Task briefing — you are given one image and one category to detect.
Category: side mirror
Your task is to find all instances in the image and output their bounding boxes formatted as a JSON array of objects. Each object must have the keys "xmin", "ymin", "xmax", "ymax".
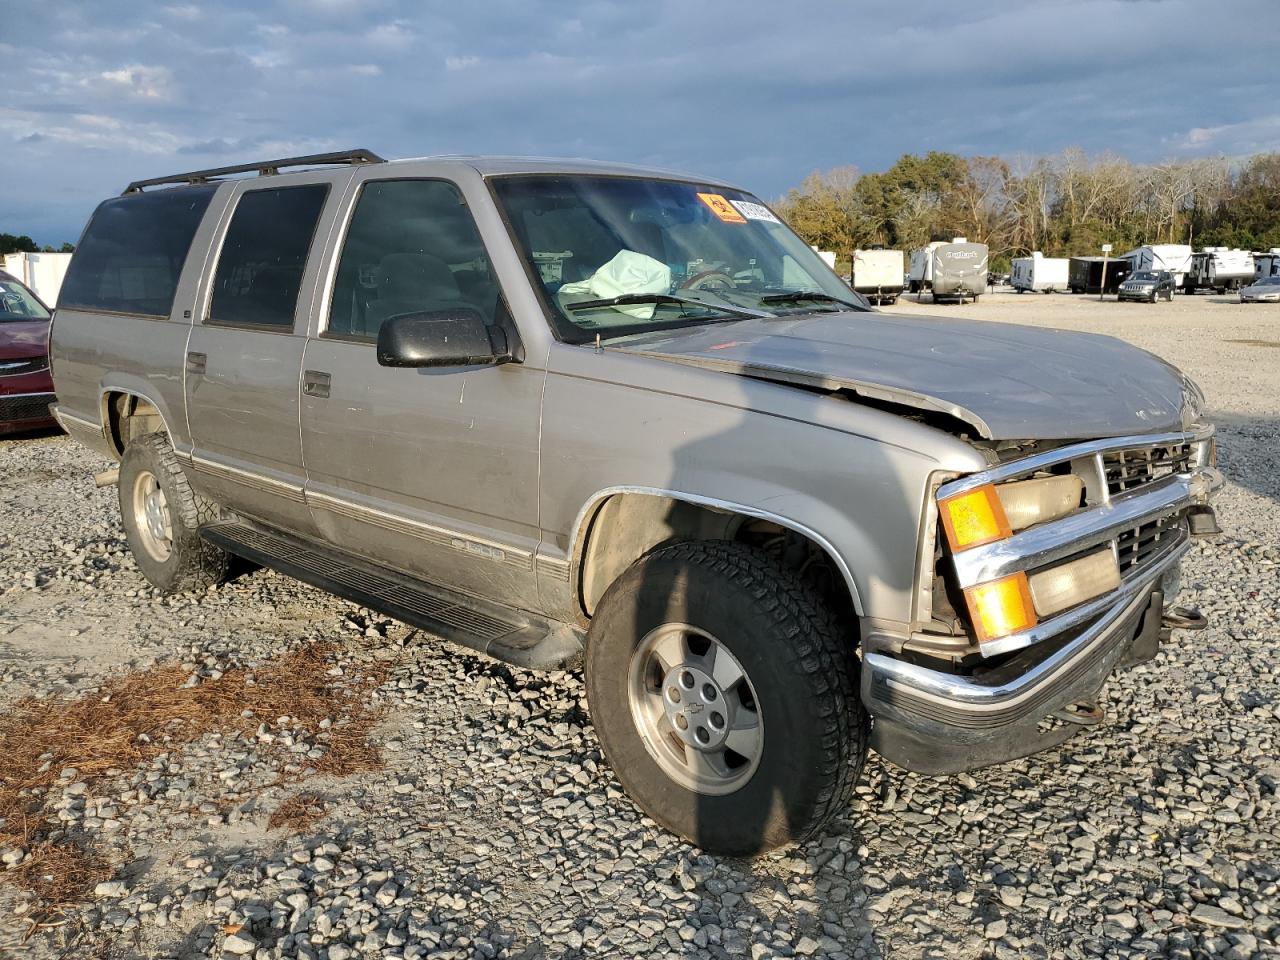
[{"xmin": 376, "ymin": 307, "xmax": 512, "ymax": 368}]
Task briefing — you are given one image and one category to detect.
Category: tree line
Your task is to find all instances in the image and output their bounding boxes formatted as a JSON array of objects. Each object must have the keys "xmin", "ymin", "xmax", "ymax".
[
  {"xmin": 774, "ymin": 149, "xmax": 1280, "ymax": 272},
  {"xmin": 0, "ymin": 234, "xmax": 75, "ymax": 255}
]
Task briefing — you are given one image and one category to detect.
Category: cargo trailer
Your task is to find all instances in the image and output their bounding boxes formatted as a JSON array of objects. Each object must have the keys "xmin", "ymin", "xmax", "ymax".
[
  {"xmin": 851, "ymin": 249, "xmax": 904, "ymax": 304},
  {"xmin": 1120, "ymin": 244, "xmax": 1193, "ymax": 290},
  {"xmin": 1010, "ymin": 252, "xmax": 1069, "ymax": 293},
  {"xmin": 1068, "ymin": 257, "xmax": 1131, "ymax": 295},
  {"xmin": 1184, "ymin": 248, "xmax": 1255, "ymax": 293}
]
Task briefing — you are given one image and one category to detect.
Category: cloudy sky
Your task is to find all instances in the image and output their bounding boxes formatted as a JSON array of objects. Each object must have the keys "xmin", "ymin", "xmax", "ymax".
[{"xmin": 3, "ymin": 0, "xmax": 1276, "ymax": 245}]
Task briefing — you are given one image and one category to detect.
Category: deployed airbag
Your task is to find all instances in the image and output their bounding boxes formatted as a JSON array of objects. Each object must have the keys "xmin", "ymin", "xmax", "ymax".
[{"xmin": 558, "ymin": 250, "xmax": 671, "ymax": 320}]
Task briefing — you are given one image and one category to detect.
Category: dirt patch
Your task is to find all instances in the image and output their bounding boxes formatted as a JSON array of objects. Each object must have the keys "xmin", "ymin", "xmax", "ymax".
[{"xmin": 0, "ymin": 642, "xmax": 385, "ymax": 924}]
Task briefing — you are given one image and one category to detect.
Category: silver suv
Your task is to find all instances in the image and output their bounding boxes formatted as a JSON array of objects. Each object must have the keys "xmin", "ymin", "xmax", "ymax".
[{"xmin": 50, "ymin": 150, "xmax": 1221, "ymax": 855}]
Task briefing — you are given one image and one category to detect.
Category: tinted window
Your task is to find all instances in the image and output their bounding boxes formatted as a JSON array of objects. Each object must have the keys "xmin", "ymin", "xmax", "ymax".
[
  {"xmin": 209, "ymin": 185, "xmax": 328, "ymax": 329},
  {"xmin": 59, "ymin": 185, "xmax": 216, "ymax": 317},
  {"xmin": 328, "ymin": 180, "xmax": 501, "ymax": 340}
]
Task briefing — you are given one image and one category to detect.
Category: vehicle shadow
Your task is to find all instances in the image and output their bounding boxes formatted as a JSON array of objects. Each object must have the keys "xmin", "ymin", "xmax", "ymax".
[
  {"xmin": 0, "ymin": 423, "xmax": 64, "ymax": 442},
  {"xmin": 626, "ymin": 323, "xmax": 922, "ymax": 957}
]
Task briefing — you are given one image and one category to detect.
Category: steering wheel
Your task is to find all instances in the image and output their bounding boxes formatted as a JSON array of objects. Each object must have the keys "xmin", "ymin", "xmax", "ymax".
[{"xmin": 680, "ymin": 270, "xmax": 736, "ymax": 292}]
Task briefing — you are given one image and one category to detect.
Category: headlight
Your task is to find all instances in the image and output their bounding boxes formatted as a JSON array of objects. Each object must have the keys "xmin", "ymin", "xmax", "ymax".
[
  {"xmin": 995, "ymin": 475, "xmax": 1084, "ymax": 531},
  {"xmin": 939, "ymin": 476, "xmax": 1082, "ymax": 550},
  {"xmin": 939, "ymin": 475, "xmax": 1087, "ymax": 645}
]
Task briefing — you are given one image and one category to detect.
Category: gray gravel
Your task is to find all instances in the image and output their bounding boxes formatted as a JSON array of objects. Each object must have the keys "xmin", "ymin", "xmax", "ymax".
[{"xmin": 1, "ymin": 293, "xmax": 1277, "ymax": 959}]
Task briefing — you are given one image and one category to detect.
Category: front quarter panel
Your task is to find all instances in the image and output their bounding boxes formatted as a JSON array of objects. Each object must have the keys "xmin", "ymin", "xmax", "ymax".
[{"xmin": 539, "ymin": 343, "xmax": 988, "ymax": 629}]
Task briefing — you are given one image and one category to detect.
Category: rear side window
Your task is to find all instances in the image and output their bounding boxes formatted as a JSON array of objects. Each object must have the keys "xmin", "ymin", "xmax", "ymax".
[
  {"xmin": 59, "ymin": 185, "xmax": 217, "ymax": 317},
  {"xmin": 208, "ymin": 185, "xmax": 328, "ymax": 329}
]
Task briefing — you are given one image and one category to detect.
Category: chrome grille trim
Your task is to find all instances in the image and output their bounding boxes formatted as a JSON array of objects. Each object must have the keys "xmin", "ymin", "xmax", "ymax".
[{"xmin": 937, "ymin": 425, "xmax": 1214, "ymax": 500}]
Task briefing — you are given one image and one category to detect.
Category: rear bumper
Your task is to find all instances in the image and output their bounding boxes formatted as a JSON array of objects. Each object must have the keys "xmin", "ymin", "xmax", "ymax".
[{"xmin": 864, "ymin": 537, "xmax": 1183, "ymax": 775}]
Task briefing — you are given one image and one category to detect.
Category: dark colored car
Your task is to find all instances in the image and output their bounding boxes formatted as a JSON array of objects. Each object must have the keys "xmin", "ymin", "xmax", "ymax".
[
  {"xmin": 0, "ymin": 270, "xmax": 58, "ymax": 434},
  {"xmin": 1118, "ymin": 269, "xmax": 1176, "ymax": 303}
]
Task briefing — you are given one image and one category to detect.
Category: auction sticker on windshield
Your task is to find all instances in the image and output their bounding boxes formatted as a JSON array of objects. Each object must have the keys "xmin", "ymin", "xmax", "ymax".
[
  {"xmin": 730, "ymin": 199, "xmax": 781, "ymax": 224},
  {"xmin": 697, "ymin": 193, "xmax": 747, "ymax": 223}
]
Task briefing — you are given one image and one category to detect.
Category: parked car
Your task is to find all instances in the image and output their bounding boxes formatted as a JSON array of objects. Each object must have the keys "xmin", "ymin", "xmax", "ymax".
[
  {"xmin": 0, "ymin": 269, "xmax": 57, "ymax": 435},
  {"xmin": 1118, "ymin": 270, "xmax": 1176, "ymax": 303},
  {"xmin": 51, "ymin": 150, "xmax": 1221, "ymax": 855},
  {"xmin": 1239, "ymin": 276, "xmax": 1280, "ymax": 303}
]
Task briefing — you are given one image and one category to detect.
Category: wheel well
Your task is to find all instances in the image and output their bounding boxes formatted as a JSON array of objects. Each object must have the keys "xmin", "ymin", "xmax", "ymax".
[
  {"xmin": 103, "ymin": 391, "xmax": 166, "ymax": 457},
  {"xmin": 576, "ymin": 493, "xmax": 857, "ymax": 628}
]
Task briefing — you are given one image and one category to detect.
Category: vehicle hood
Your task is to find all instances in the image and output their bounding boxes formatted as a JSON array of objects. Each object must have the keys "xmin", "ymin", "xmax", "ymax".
[
  {"xmin": 0, "ymin": 320, "xmax": 51, "ymax": 360},
  {"xmin": 608, "ymin": 311, "xmax": 1196, "ymax": 440}
]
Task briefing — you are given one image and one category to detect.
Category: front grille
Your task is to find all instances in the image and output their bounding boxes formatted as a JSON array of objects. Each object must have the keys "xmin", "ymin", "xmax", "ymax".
[
  {"xmin": 1116, "ymin": 512, "xmax": 1183, "ymax": 572},
  {"xmin": 0, "ymin": 356, "xmax": 49, "ymax": 377},
  {"xmin": 1103, "ymin": 443, "xmax": 1193, "ymax": 497},
  {"xmin": 0, "ymin": 392, "xmax": 55, "ymax": 423}
]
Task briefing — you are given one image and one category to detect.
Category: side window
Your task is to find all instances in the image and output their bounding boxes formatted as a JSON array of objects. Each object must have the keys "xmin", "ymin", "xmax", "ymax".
[
  {"xmin": 208, "ymin": 184, "xmax": 328, "ymax": 329},
  {"xmin": 59, "ymin": 184, "xmax": 217, "ymax": 317},
  {"xmin": 328, "ymin": 179, "xmax": 501, "ymax": 340}
]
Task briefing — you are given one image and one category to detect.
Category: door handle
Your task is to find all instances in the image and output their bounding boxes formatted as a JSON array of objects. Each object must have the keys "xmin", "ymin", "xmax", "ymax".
[
  {"xmin": 303, "ymin": 370, "xmax": 331, "ymax": 399},
  {"xmin": 186, "ymin": 351, "xmax": 207, "ymax": 375}
]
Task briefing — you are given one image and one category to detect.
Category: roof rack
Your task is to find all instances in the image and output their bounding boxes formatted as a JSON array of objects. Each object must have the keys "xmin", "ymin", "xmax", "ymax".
[{"xmin": 122, "ymin": 148, "xmax": 385, "ymax": 194}]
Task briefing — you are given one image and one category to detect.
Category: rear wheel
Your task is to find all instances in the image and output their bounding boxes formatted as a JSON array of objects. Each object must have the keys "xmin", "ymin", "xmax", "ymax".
[
  {"xmin": 119, "ymin": 433, "xmax": 229, "ymax": 593},
  {"xmin": 585, "ymin": 541, "xmax": 866, "ymax": 855}
]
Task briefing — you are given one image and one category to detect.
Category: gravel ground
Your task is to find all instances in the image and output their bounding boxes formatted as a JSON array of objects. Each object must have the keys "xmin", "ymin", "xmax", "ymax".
[{"xmin": 1, "ymin": 291, "xmax": 1277, "ymax": 960}]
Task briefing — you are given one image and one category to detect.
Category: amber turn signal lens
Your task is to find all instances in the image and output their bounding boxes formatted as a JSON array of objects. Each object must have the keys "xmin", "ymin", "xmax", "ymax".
[
  {"xmin": 939, "ymin": 485, "xmax": 1012, "ymax": 550},
  {"xmin": 964, "ymin": 573, "xmax": 1038, "ymax": 644}
]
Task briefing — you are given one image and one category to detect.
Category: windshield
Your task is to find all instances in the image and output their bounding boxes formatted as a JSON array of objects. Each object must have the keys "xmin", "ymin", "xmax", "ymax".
[
  {"xmin": 491, "ymin": 175, "xmax": 863, "ymax": 342},
  {"xmin": 0, "ymin": 276, "xmax": 51, "ymax": 322},
  {"xmin": 1256, "ymin": 277, "xmax": 1280, "ymax": 286},
  {"xmin": 1131, "ymin": 272, "xmax": 1158, "ymax": 281}
]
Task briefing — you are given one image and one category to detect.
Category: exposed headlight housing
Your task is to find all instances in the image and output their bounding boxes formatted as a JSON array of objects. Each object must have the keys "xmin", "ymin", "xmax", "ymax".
[
  {"xmin": 939, "ymin": 475, "xmax": 1087, "ymax": 645},
  {"xmin": 994, "ymin": 475, "xmax": 1084, "ymax": 532}
]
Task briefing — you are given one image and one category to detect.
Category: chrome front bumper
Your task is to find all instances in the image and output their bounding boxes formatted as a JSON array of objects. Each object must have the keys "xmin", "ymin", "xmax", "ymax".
[{"xmin": 864, "ymin": 427, "xmax": 1221, "ymax": 774}]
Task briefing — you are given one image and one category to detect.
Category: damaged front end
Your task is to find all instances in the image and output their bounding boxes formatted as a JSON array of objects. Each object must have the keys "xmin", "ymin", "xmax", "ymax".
[{"xmin": 862, "ymin": 425, "xmax": 1222, "ymax": 775}]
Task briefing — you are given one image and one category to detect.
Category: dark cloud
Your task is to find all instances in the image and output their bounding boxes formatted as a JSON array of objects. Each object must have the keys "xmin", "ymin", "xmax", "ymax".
[{"xmin": 1, "ymin": 0, "xmax": 1275, "ymax": 244}]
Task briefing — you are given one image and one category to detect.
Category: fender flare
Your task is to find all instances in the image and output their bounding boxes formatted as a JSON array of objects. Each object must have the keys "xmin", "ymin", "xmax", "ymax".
[{"xmin": 567, "ymin": 485, "xmax": 865, "ymax": 617}]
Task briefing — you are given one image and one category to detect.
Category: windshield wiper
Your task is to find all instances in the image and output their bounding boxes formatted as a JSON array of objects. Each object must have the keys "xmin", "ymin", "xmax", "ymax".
[
  {"xmin": 758, "ymin": 290, "xmax": 863, "ymax": 310},
  {"xmin": 564, "ymin": 293, "xmax": 769, "ymax": 320}
]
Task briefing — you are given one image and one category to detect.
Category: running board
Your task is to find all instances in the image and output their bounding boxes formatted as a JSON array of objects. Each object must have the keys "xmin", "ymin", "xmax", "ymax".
[{"xmin": 199, "ymin": 519, "xmax": 582, "ymax": 670}]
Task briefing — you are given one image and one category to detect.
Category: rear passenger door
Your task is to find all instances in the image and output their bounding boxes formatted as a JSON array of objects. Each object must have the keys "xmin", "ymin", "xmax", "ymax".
[
  {"xmin": 299, "ymin": 175, "xmax": 543, "ymax": 607},
  {"xmin": 185, "ymin": 174, "xmax": 347, "ymax": 534}
]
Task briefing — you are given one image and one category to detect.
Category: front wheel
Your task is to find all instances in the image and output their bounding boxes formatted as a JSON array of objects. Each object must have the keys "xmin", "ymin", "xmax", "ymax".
[{"xmin": 585, "ymin": 541, "xmax": 866, "ymax": 855}]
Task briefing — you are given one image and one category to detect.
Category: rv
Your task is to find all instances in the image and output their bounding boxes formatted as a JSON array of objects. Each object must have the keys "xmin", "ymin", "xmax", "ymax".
[
  {"xmin": 1010, "ymin": 252, "xmax": 1069, "ymax": 293},
  {"xmin": 909, "ymin": 238, "xmax": 989, "ymax": 302},
  {"xmin": 1120, "ymin": 244, "xmax": 1193, "ymax": 290},
  {"xmin": 1254, "ymin": 249, "xmax": 1280, "ymax": 279},
  {"xmin": 1184, "ymin": 248, "xmax": 1255, "ymax": 293},
  {"xmin": 851, "ymin": 249, "xmax": 905, "ymax": 304},
  {"xmin": 1068, "ymin": 257, "xmax": 1130, "ymax": 295}
]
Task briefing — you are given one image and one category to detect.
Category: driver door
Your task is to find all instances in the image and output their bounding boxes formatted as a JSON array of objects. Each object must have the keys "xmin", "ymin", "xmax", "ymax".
[{"xmin": 299, "ymin": 175, "xmax": 543, "ymax": 606}]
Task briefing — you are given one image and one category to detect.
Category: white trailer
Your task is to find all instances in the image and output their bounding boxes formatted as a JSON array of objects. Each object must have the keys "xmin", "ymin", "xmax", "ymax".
[
  {"xmin": 851, "ymin": 249, "xmax": 904, "ymax": 304},
  {"xmin": 1010, "ymin": 252, "xmax": 1069, "ymax": 293},
  {"xmin": 1120, "ymin": 244, "xmax": 1193, "ymax": 290},
  {"xmin": 1254, "ymin": 249, "xmax": 1280, "ymax": 279},
  {"xmin": 907, "ymin": 242, "xmax": 943, "ymax": 291},
  {"xmin": 0, "ymin": 252, "xmax": 72, "ymax": 305},
  {"xmin": 1184, "ymin": 248, "xmax": 1255, "ymax": 293},
  {"xmin": 908, "ymin": 238, "xmax": 988, "ymax": 302}
]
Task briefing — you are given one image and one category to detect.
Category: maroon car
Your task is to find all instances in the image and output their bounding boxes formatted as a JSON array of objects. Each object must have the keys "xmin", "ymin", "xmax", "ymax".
[{"xmin": 0, "ymin": 269, "xmax": 58, "ymax": 434}]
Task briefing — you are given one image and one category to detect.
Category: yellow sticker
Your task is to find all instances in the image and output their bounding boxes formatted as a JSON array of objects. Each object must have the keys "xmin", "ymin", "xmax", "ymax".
[{"xmin": 697, "ymin": 192, "xmax": 747, "ymax": 224}]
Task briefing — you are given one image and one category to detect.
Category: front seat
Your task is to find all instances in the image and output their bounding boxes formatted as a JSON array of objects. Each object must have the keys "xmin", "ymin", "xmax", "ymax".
[{"xmin": 364, "ymin": 252, "xmax": 467, "ymax": 335}]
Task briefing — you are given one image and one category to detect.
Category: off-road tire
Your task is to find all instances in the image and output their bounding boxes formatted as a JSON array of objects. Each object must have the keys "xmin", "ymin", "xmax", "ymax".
[
  {"xmin": 585, "ymin": 540, "xmax": 866, "ymax": 855},
  {"xmin": 118, "ymin": 432, "xmax": 229, "ymax": 593}
]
